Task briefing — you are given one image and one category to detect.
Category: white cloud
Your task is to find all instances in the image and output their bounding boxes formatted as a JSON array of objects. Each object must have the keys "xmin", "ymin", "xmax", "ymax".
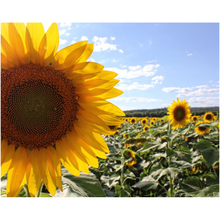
[
  {"xmin": 151, "ymin": 75, "xmax": 164, "ymax": 84},
  {"xmin": 112, "ymin": 59, "xmax": 118, "ymax": 63},
  {"xmin": 178, "ymin": 88, "xmax": 219, "ymax": 97},
  {"xmin": 110, "ymin": 36, "xmax": 116, "ymax": 40},
  {"xmin": 147, "ymin": 60, "xmax": 157, "ymax": 63},
  {"xmin": 92, "ymin": 36, "xmax": 123, "ymax": 53},
  {"xmin": 189, "ymin": 96, "xmax": 219, "ymax": 106},
  {"xmin": 80, "ymin": 36, "xmax": 88, "ymax": 41},
  {"xmin": 139, "ymin": 43, "xmax": 143, "ymax": 47},
  {"xmin": 88, "ymin": 58, "xmax": 95, "ymax": 62},
  {"xmin": 59, "ymin": 22, "xmax": 72, "ymax": 28},
  {"xmin": 195, "ymin": 85, "xmax": 208, "ymax": 89},
  {"xmin": 120, "ymin": 64, "xmax": 127, "ymax": 68},
  {"xmin": 113, "ymin": 97, "xmax": 161, "ymax": 103},
  {"xmin": 106, "ymin": 64, "xmax": 160, "ymax": 79},
  {"xmin": 116, "ymin": 82, "xmax": 154, "ymax": 91},
  {"xmin": 71, "ymin": 40, "xmax": 76, "ymax": 44},
  {"xmin": 187, "ymin": 53, "xmax": 193, "ymax": 56},
  {"xmin": 162, "ymin": 87, "xmax": 193, "ymax": 93},
  {"xmin": 59, "ymin": 39, "xmax": 67, "ymax": 45}
]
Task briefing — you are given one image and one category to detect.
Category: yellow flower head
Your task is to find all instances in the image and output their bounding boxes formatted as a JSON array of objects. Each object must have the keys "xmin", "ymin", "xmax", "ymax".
[
  {"xmin": 130, "ymin": 117, "xmax": 137, "ymax": 124},
  {"xmin": 123, "ymin": 149, "xmax": 137, "ymax": 167},
  {"xmin": 141, "ymin": 118, "xmax": 148, "ymax": 125},
  {"xmin": 191, "ymin": 115, "xmax": 199, "ymax": 122},
  {"xmin": 143, "ymin": 125, "xmax": 150, "ymax": 132},
  {"xmin": 1, "ymin": 23, "xmax": 124, "ymax": 197},
  {"xmin": 150, "ymin": 120, "xmax": 155, "ymax": 126},
  {"xmin": 167, "ymin": 98, "xmax": 191, "ymax": 130},
  {"xmin": 195, "ymin": 121, "xmax": 210, "ymax": 135},
  {"xmin": 204, "ymin": 112, "xmax": 215, "ymax": 122}
]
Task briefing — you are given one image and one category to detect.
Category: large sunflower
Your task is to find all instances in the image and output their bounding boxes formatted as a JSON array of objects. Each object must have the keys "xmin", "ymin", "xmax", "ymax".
[
  {"xmin": 1, "ymin": 23, "xmax": 125, "ymax": 197},
  {"xmin": 167, "ymin": 98, "xmax": 191, "ymax": 130}
]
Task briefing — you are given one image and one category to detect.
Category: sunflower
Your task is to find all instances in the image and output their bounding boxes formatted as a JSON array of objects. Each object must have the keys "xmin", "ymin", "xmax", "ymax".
[
  {"xmin": 143, "ymin": 125, "xmax": 150, "ymax": 132},
  {"xmin": 167, "ymin": 98, "xmax": 191, "ymax": 130},
  {"xmin": 130, "ymin": 117, "xmax": 137, "ymax": 125},
  {"xmin": 141, "ymin": 118, "xmax": 148, "ymax": 126},
  {"xmin": 1, "ymin": 23, "xmax": 125, "ymax": 197},
  {"xmin": 195, "ymin": 121, "xmax": 210, "ymax": 135},
  {"xmin": 191, "ymin": 115, "xmax": 198, "ymax": 122},
  {"xmin": 204, "ymin": 112, "xmax": 215, "ymax": 122},
  {"xmin": 150, "ymin": 120, "xmax": 155, "ymax": 126},
  {"xmin": 123, "ymin": 149, "xmax": 137, "ymax": 167}
]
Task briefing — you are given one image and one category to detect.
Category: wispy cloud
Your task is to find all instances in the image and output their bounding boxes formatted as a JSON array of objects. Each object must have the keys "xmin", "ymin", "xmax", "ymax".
[
  {"xmin": 116, "ymin": 82, "xmax": 154, "ymax": 91},
  {"xmin": 151, "ymin": 75, "xmax": 164, "ymax": 84},
  {"xmin": 187, "ymin": 53, "xmax": 193, "ymax": 56},
  {"xmin": 178, "ymin": 88, "xmax": 219, "ymax": 97},
  {"xmin": 106, "ymin": 64, "xmax": 160, "ymax": 79},
  {"xmin": 110, "ymin": 36, "xmax": 116, "ymax": 40},
  {"xmin": 59, "ymin": 29, "xmax": 70, "ymax": 36},
  {"xmin": 189, "ymin": 96, "xmax": 219, "ymax": 106},
  {"xmin": 59, "ymin": 39, "xmax": 68, "ymax": 45},
  {"xmin": 147, "ymin": 60, "xmax": 157, "ymax": 63},
  {"xmin": 80, "ymin": 36, "xmax": 88, "ymax": 41},
  {"xmin": 162, "ymin": 87, "xmax": 193, "ymax": 93},
  {"xmin": 113, "ymin": 97, "xmax": 161, "ymax": 103},
  {"xmin": 59, "ymin": 22, "xmax": 72, "ymax": 28},
  {"xmin": 162, "ymin": 86, "xmax": 219, "ymax": 97},
  {"xmin": 92, "ymin": 36, "xmax": 123, "ymax": 53}
]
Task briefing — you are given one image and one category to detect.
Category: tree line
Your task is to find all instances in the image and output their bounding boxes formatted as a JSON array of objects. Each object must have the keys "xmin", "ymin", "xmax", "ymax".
[{"xmin": 123, "ymin": 106, "xmax": 219, "ymax": 118}]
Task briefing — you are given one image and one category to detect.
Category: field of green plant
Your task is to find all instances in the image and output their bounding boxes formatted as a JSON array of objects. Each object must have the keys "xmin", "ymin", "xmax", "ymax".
[{"xmin": 89, "ymin": 115, "xmax": 219, "ymax": 197}]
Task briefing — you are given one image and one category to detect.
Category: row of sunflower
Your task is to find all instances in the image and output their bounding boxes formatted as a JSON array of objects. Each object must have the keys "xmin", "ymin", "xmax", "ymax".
[{"xmin": 90, "ymin": 98, "xmax": 219, "ymax": 197}]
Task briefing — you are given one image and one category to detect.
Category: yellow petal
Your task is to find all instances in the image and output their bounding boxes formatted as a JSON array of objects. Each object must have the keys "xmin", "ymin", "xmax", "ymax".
[
  {"xmin": 77, "ymin": 43, "xmax": 94, "ymax": 62},
  {"xmin": 47, "ymin": 146, "xmax": 63, "ymax": 191},
  {"xmin": 66, "ymin": 131, "xmax": 99, "ymax": 168},
  {"xmin": 38, "ymin": 148, "xmax": 57, "ymax": 196},
  {"xmin": 26, "ymin": 23, "xmax": 45, "ymax": 53},
  {"xmin": 26, "ymin": 149, "xmax": 42, "ymax": 197},
  {"xmin": 6, "ymin": 147, "xmax": 27, "ymax": 197},
  {"xmin": 65, "ymin": 62, "xmax": 104, "ymax": 79},
  {"xmin": 79, "ymin": 99, "xmax": 125, "ymax": 116},
  {"xmin": 1, "ymin": 143, "xmax": 15, "ymax": 178},
  {"xmin": 77, "ymin": 108, "xmax": 115, "ymax": 135},
  {"xmin": 56, "ymin": 139, "xmax": 80, "ymax": 176},
  {"xmin": 74, "ymin": 123, "xmax": 109, "ymax": 153},
  {"xmin": 39, "ymin": 23, "xmax": 59, "ymax": 66},
  {"xmin": 95, "ymin": 70, "xmax": 118, "ymax": 80},
  {"xmin": 1, "ymin": 35, "xmax": 19, "ymax": 66},
  {"xmin": 1, "ymin": 23, "xmax": 9, "ymax": 42},
  {"xmin": 97, "ymin": 88, "xmax": 123, "ymax": 99},
  {"xmin": 95, "ymin": 79, "xmax": 119, "ymax": 90},
  {"xmin": 8, "ymin": 23, "xmax": 29, "ymax": 64},
  {"xmin": 25, "ymin": 23, "xmax": 45, "ymax": 63},
  {"xmin": 99, "ymin": 114, "xmax": 124, "ymax": 126},
  {"xmin": 52, "ymin": 41, "xmax": 87, "ymax": 69}
]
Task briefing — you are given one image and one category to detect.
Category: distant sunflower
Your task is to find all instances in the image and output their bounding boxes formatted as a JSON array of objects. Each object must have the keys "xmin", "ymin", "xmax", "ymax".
[
  {"xmin": 195, "ymin": 121, "xmax": 210, "ymax": 135},
  {"xmin": 143, "ymin": 125, "xmax": 150, "ymax": 132},
  {"xmin": 167, "ymin": 98, "xmax": 191, "ymax": 130},
  {"xmin": 191, "ymin": 116, "xmax": 199, "ymax": 122},
  {"xmin": 141, "ymin": 118, "xmax": 148, "ymax": 125},
  {"xmin": 130, "ymin": 117, "xmax": 137, "ymax": 125},
  {"xmin": 123, "ymin": 149, "xmax": 137, "ymax": 167},
  {"xmin": 150, "ymin": 120, "xmax": 155, "ymax": 126},
  {"xmin": 1, "ymin": 23, "xmax": 124, "ymax": 197},
  {"xmin": 204, "ymin": 112, "xmax": 215, "ymax": 122}
]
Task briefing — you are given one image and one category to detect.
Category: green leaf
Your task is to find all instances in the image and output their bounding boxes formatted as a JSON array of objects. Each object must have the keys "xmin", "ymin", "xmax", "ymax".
[
  {"xmin": 132, "ymin": 176, "xmax": 158, "ymax": 191},
  {"xmin": 192, "ymin": 184, "xmax": 219, "ymax": 197},
  {"xmin": 194, "ymin": 139, "xmax": 219, "ymax": 167},
  {"xmin": 40, "ymin": 192, "xmax": 52, "ymax": 197},
  {"xmin": 56, "ymin": 169, "xmax": 106, "ymax": 197}
]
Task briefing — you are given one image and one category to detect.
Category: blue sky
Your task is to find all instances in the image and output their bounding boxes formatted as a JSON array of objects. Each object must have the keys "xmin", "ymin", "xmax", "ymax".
[{"xmin": 43, "ymin": 22, "xmax": 219, "ymax": 111}]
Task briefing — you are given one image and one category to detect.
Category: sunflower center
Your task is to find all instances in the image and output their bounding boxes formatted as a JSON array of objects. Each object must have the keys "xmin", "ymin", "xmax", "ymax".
[
  {"xmin": 1, "ymin": 63, "xmax": 79, "ymax": 149},
  {"xmin": 206, "ymin": 114, "xmax": 212, "ymax": 120},
  {"xmin": 174, "ymin": 106, "xmax": 186, "ymax": 121},
  {"xmin": 198, "ymin": 126, "xmax": 206, "ymax": 131}
]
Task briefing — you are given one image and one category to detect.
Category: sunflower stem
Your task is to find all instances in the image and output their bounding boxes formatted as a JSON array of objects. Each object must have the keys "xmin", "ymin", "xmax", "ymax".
[
  {"xmin": 120, "ymin": 158, "xmax": 125, "ymax": 186},
  {"xmin": 36, "ymin": 181, "xmax": 43, "ymax": 197},
  {"xmin": 24, "ymin": 184, "xmax": 31, "ymax": 197}
]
